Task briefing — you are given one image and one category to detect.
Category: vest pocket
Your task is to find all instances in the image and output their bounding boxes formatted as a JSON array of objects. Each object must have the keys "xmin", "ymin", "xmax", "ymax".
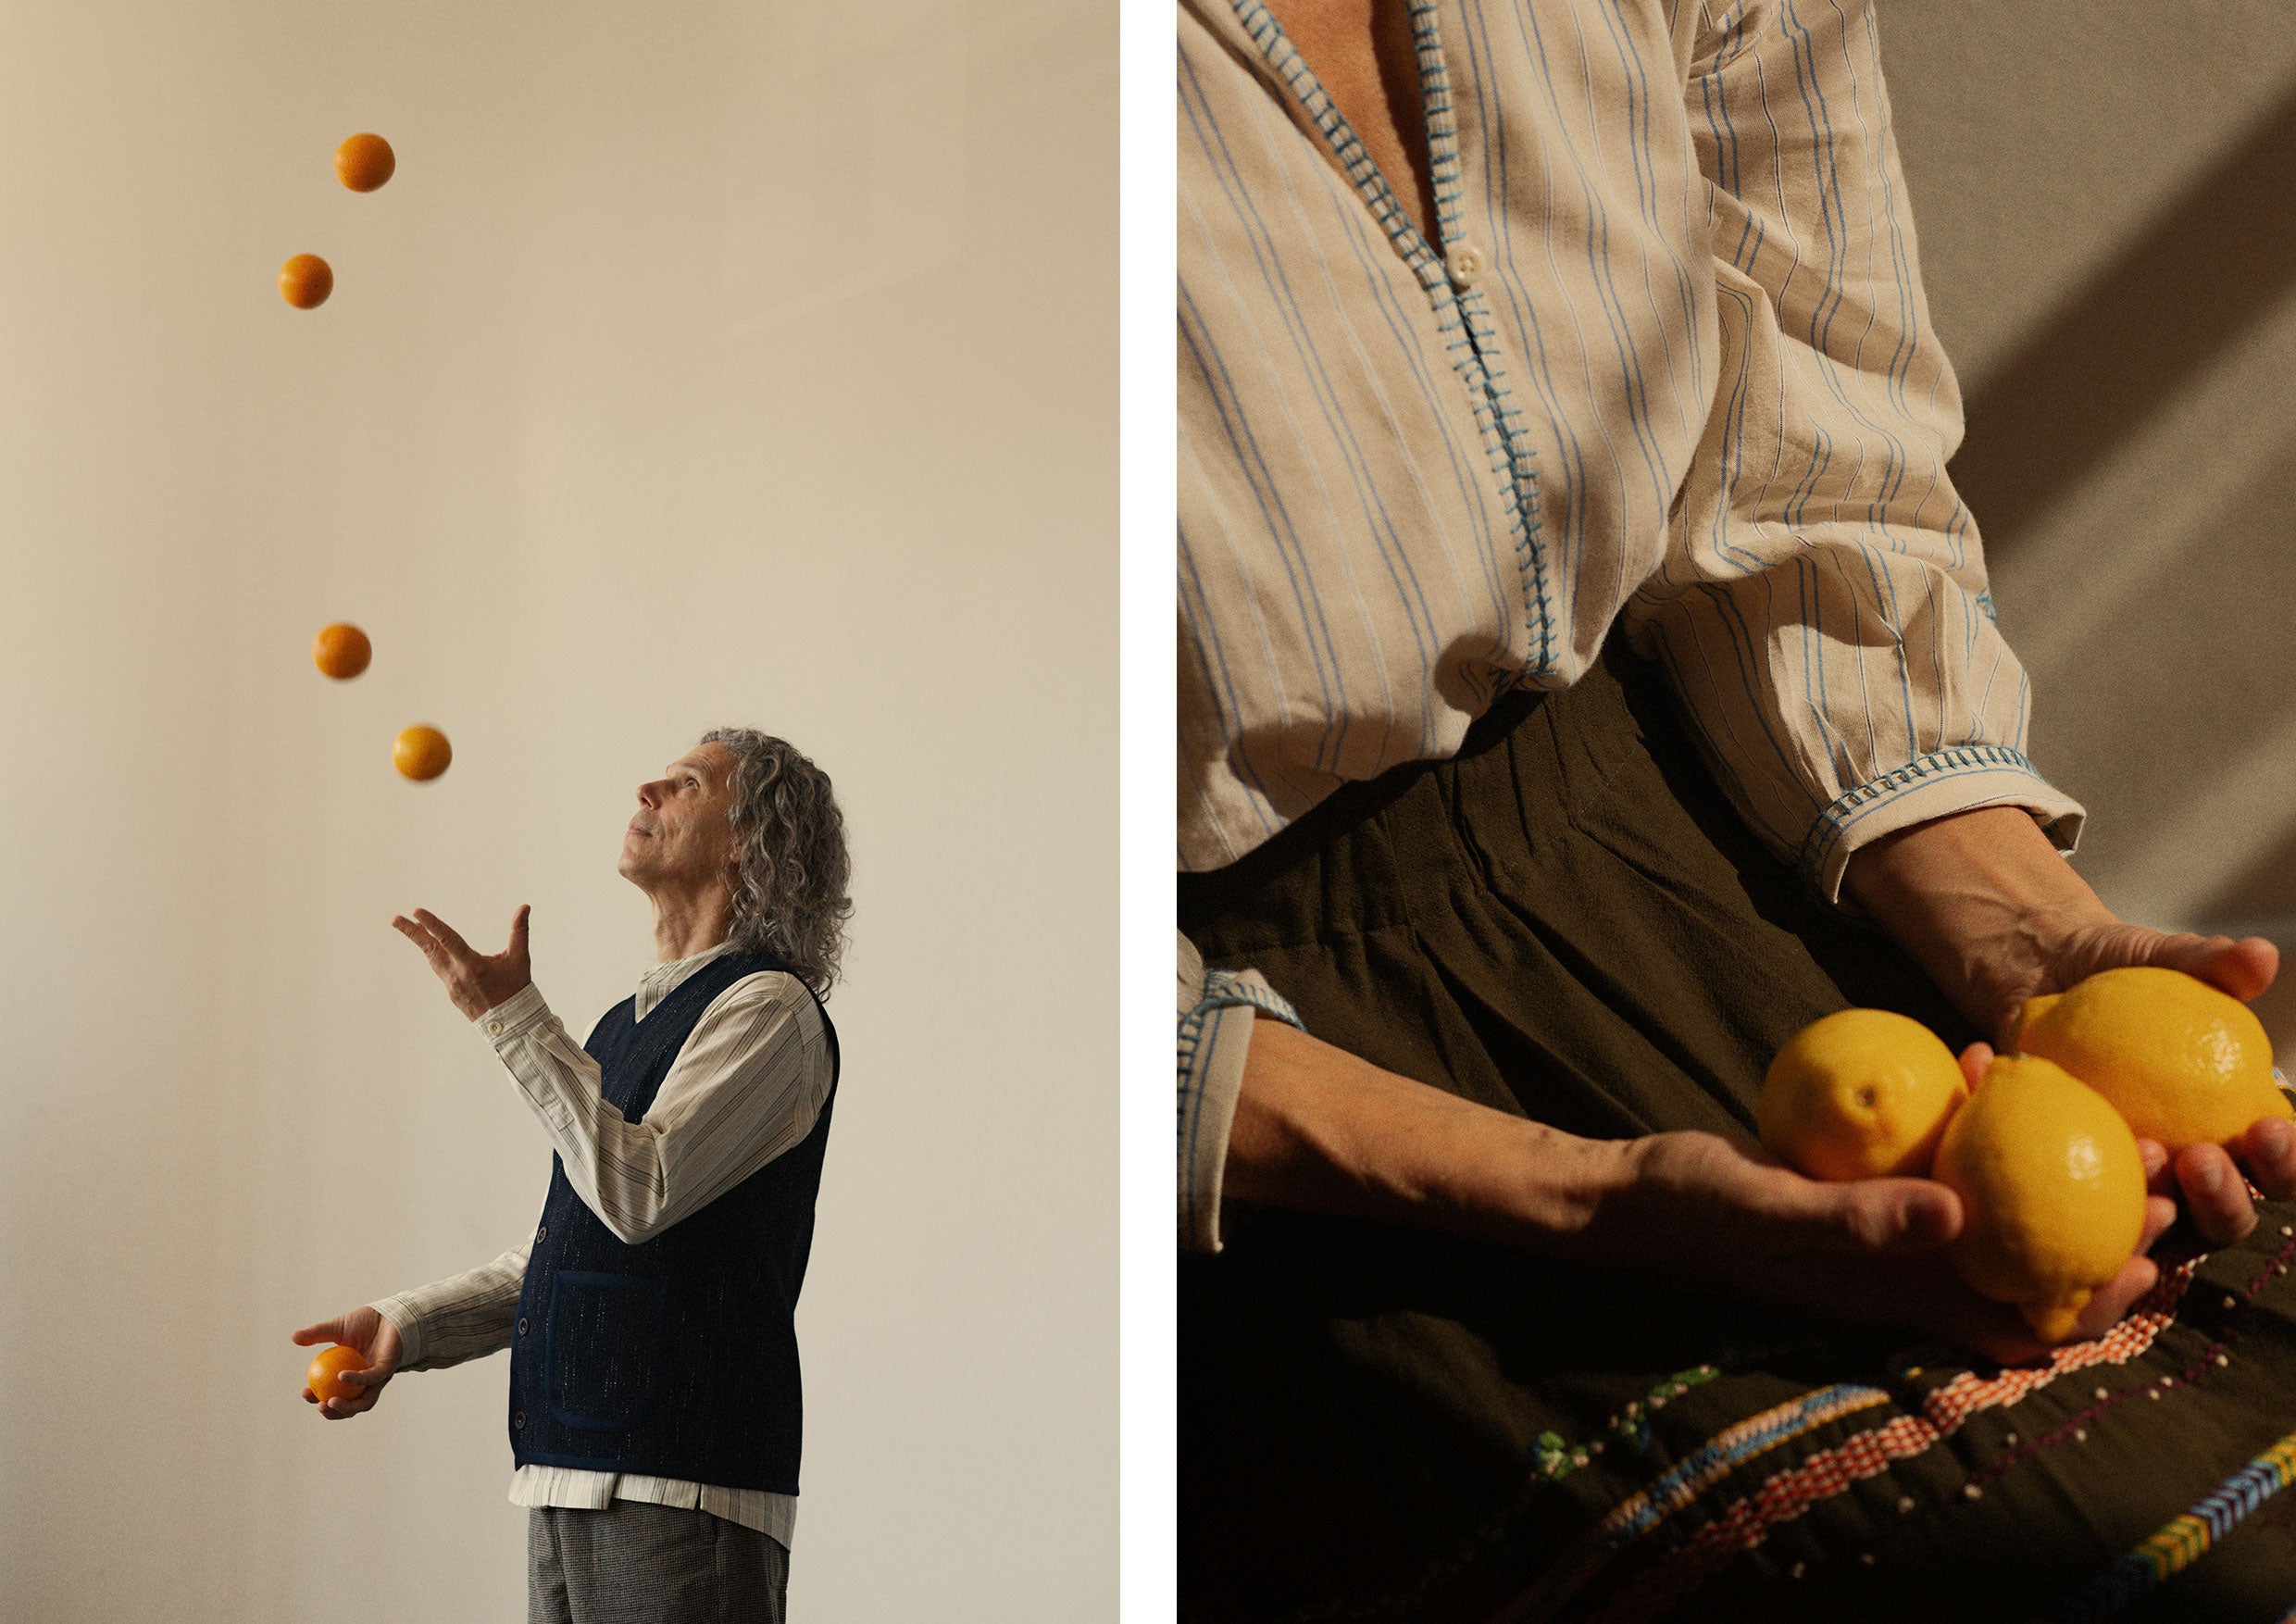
[{"xmin": 543, "ymin": 1271, "xmax": 668, "ymax": 1430}]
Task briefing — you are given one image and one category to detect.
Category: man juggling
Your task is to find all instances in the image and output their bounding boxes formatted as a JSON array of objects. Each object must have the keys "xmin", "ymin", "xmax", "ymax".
[{"xmin": 293, "ymin": 728, "xmax": 851, "ymax": 1624}]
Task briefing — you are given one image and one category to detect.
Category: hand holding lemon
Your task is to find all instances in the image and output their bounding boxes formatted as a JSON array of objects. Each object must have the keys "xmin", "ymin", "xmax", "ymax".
[
  {"xmin": 1762, "ymin": 964, "xmax": 2296, "ymax": 1349},
  {"xmin": 1840, "ymin": 804, "xmax": 2291, "ymax": 1243},
  {"xmin": 1760, "ymin": 1011, "xmax": 2166, "ymax": 1351}
]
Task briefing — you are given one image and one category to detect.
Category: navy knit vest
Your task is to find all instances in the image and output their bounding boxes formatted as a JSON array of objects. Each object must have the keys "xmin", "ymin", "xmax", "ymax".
[{"xmin": 508, "ymin": 948, "xmax": 837, "ymax": 1493}]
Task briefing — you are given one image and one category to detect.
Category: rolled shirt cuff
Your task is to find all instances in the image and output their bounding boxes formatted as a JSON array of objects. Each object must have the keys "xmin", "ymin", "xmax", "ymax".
[
  {"xmin": 1179, "ymin": 965, "xmax": 1304, "ymax": 1254},
  {"xmin": 1799, "ymin": 744, "xmax": 2088, "ymax": 905}
]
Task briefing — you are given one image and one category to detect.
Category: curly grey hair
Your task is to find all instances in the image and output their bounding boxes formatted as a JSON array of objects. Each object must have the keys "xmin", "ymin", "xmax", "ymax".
[{"xmin": 700, "ymin": 728, "xmax": 852, "ymax": 998}]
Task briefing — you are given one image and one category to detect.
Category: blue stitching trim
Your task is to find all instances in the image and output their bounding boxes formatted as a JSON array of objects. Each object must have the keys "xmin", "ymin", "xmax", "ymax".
[
  {"xmin": 1178, "ymin": 973, "xmax": 1304, "ymax": 1243},
  {"xmin": 1198, "ymin": 968, "xmax": 1304, "ymax": 1029},
  {"xmin": 1225, "ymin": 0, "xmax": 1553, "ymax": 680},
  {"xmin": 1794, "ymin": 743, "xmax": 2053, "ymax": 893}
]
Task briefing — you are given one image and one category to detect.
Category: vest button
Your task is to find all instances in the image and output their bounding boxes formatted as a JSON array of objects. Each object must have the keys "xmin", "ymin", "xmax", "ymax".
[
  {"xmin": 536, "ymin": 1226, "xmax": 548, "ymax": 1243},
  {"xmin": 517, "ymin": 1318, "xmax": 529, "ymax": 1336},
  {"xmin": 513, "ymin": 1411, "xmax": 527, "ymax": 1429}
]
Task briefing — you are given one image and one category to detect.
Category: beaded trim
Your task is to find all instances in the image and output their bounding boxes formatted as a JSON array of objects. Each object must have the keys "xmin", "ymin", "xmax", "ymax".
[
  {"xmin": 1530, "ymin": 1367, "xmax": 1721, "ymax": 1482},
  {"xmin": 1499, "ymin": 1258, "xmax": 2206, "ymax": 1623},
  {"xmin": 1582, "ymin": 1260, "xmax": 2206, "ymax": 1623},
  {"xmin": 2052, "ymin": 1426, "xmax": 2296, "ymax": 1622},
  {"xmin": 1584, "ymin": 1235, "xmax": 2296, "ymax": 1622}
]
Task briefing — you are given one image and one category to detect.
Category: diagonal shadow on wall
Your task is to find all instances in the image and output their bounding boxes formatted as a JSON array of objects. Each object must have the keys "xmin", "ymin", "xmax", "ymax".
[{"xmin": 1953, "ymin": 83, "xmax": 2296, "ymax": 557}]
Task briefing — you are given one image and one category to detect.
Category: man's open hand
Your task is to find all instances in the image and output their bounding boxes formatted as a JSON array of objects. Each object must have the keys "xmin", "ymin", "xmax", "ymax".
[{"xmin": 392, "ymin": 905, "xmax": 532, "ymax": 1021}]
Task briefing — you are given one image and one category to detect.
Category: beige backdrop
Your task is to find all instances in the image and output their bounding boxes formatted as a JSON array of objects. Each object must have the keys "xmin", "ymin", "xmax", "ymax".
[
  {"xmin": 1884, "ymin": 2, "xmax": 2296, "ymax": 1043},
  {"xmin": 0, "ymin": 0, "xmax": 1112, "ymax": 1619}
]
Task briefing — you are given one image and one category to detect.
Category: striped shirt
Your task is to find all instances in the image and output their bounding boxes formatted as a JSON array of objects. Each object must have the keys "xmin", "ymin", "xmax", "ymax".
[
  {"xmin": 1178, "ymin": 0, "xmax": 2083, "ymax": 887},
  {"xmin": 1176, "ymin": 0, "xmax": 2084, "ymax": 1248},
  {"xmin": 373, "ymin": 940, "xmax": 835, "ymax": 1547}
]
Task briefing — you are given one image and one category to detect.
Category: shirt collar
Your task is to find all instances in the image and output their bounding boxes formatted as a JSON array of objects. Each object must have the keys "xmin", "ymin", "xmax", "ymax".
[{"xmin": 634, "ymin": 939, "xmax": 739, "ymax": 1020}]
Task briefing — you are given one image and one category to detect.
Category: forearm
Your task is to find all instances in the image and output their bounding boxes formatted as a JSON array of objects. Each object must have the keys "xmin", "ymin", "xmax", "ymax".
[
  {"xmin": 482, "ymin": 977, "xmax": 830, "ymax": 1245},
  {"xmin": 1178, "ymin": 931, "xmax": 1305, "ymax": 1251},
  {"xmin": 1842, "ymin": 806, "xmax": 2108, "ymax": 1043},
  {"xmin": 371, "ymin": 1242, "xmax": 530, "ymax": 1370},
  {"xmin": 1228, "ymin": 1019, "xmax": 1635, "ymax": 1253}
]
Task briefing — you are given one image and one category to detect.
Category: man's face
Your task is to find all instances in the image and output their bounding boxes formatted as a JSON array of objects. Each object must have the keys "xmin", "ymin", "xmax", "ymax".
[{"xmin": 618, "ymin": 743, "xmax": 740, "ymax": 897}]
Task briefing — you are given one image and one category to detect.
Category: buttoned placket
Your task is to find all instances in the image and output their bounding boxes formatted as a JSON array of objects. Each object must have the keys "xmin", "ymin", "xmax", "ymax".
[{"xmin": 1224, "ymin": 0, "xmax": 1554, "ymax": 673}]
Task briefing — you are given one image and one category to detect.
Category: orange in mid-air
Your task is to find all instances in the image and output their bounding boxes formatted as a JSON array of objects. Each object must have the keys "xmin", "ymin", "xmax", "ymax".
[
  {"xmin": 306, "ymin": 1344, "xmax": 368, "ymax": 1405},
  {"xmin": 393, "ymin": 724, "xmax": 452, "ymax": 781},
  {"xmin": 279, "ymin": 253, "xmax": 333, "ymax": 309},
  {"xmin": 311, "ymin": 622, "xmax": 371, "ymax": 680},
  {"xmin": 334, "ymin": 132, "xmax": 395, "ymax": 192}
]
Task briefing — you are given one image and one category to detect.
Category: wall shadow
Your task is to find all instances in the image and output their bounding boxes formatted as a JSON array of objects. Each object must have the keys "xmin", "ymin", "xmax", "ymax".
[{"xmin": 1953, "ymin": 84, "xmax": 2296, "ymax": 557}]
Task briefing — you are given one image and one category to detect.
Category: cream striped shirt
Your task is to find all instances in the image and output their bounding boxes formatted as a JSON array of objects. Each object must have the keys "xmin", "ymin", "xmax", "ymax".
[
  {"xmin": 1176, "ymin": 0, "xmax": 2086, "ymax": 1249},
  {"xmin": 1178, "ymin": 0, "xmax": 2084, "ymax": 887},
  {"xmin": 372, "ymin": 940, "xmax": 835, "ymax": 1547}
]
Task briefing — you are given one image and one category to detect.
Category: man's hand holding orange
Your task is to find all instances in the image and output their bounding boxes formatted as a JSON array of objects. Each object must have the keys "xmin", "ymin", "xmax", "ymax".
[{"xmin": 291, "ymin": 1306, "xmax": 403, "ymax": 1420}]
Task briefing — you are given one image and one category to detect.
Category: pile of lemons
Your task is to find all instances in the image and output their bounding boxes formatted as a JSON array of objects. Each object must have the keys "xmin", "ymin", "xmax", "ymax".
[{"xmin": 1761, "ymin": 968, "xmax": 2291, "ymax": 1343}]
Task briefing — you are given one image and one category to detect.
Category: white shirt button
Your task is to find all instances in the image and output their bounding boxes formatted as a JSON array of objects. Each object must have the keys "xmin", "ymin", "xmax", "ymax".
[
  {"xmin": 1446, "ymin": 243, "xmax": 1485, "ymax": 287},
  {"xmin": 486, "ymin": 1019, "xmax": 504, "ymax": 1036}
]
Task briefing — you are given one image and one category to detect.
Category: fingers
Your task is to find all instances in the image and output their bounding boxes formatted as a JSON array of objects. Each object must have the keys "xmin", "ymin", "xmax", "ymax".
[
  {"xmin": 303, "ymin": 1384, "xmax": 368, "ymax": 1419},
  {"xmin": 1812, "ymin": 1177, "xmax": 1963, "ymax": 1255},
  {"xmin": 1666, "ymin": 1136, "xmax": 1963, "ymax": 1256},
  {"xmin": 2070, "ymin": 1252, "xmax": 2164, "ymax": 1341},
  {"xmin": 509, "ymin": 904, "xmax": 531, "ymax": 961},
  {"xmin": 290, "ymin": 1320, "xmax": 344, "ymax": 1347},
  {"xmin": 391, "ymin": 909, "xmax": 477, "ymax": 973},
  {"xmin": 411, "ymin": 908, "xmax": 475, "ymax": 960},
  {"xmin": 2234, "ymin": 1116, "xmax": 2296, "ymax": 1202},
  {"xmin": 2140, "ymin": 1192, "xmax": 2177, "ymax": 1254},
  {"xmin": 309, "ymin": 1372, "xmax": 386, "ymax": 1419},
  {"xmin": 390, "ymin": 913, "xmax": 443, "ymax": 960},
  {"xmin": 2130, "ymin": 931, "xmax": 2279, "ymax": 1004},
  {"xmin": 2175, "ymin": 1142, "xmax": 2257, "ymax": 1244}
]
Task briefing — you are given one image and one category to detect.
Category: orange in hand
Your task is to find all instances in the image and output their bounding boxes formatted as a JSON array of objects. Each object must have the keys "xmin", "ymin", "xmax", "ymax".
[
  {"xmin": 334, "ymin": 132, "xmax": 395, "ymax": 193},
  {"xmin": 279, "ymin": 253, "xmax": 333, "ymax": 309},
  {"xmin": 312, "ymin": 622, "xmax": 371, "ymax": 680},
  {"xmin": 306, "ymin": 1344, "xmax": 367, "ymax": 1405},
  {"xmin": 394, "ymin": 724, "xmax": 452, "ymax": 781}
]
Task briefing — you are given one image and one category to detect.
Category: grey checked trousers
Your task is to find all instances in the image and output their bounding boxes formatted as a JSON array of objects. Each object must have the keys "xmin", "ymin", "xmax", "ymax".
[{"xmin": 528, "ymin": 1502, "xmax": 789, "ymax": 1624}]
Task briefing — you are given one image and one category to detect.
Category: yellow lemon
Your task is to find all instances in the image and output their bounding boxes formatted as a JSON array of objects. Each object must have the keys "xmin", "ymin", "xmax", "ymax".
[
  {"xmin": 2014, "ymin": 966, "xmax": 2291, "ymax": 1149},
  {"xmin": 1931, "ymin": 1053, "xmax": 2146, "ymax": 1343},
  {"xmin": 1758, "ymin": 1008, "xmax": 1969, "ymax": 1181}
]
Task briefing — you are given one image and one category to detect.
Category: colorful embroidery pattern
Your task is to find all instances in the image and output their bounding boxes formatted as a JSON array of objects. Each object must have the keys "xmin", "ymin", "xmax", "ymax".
[
  {"xmin": 1533, "ymin": 1367, "xmax": 1724, "ymax": 1482},
  {"xmin": 1497, "ymin": 1261, "xmax": 2204, "ymax": 1624},
  {"xmin": 1581, "ymin": 1263, "xmax": 2203, "ymax": 1623},
  {"xmin": 2052, "ymin": 1428, "xmax": 2296, "ymax": 1622},
  {"xmin": 1501, "ymin": 1383, "xmax": 1893, "ymax": 1619}
]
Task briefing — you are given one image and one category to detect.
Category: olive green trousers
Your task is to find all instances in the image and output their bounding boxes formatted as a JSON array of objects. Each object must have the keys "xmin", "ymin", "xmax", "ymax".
[{"xmin": 1179, "ymin": 647, "xmax": 2296, "ymax": 1624}]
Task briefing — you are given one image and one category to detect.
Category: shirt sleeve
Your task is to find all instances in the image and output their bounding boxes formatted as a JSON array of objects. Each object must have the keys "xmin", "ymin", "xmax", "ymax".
[
  {"xmin": 1620, "ymin": 0, "xmax": 2086, "ymax": 903},
  {"xmin": 474, "ymin": 972, "xmax": 834, "ymax": 1246},
  {"xmin": 1179, "ymin": 931, "xmax": 1304, "ymax": 1254},
  {"xmin": 371, "ymin": 1241, "xmax": 530, "ymax": 1371}
]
